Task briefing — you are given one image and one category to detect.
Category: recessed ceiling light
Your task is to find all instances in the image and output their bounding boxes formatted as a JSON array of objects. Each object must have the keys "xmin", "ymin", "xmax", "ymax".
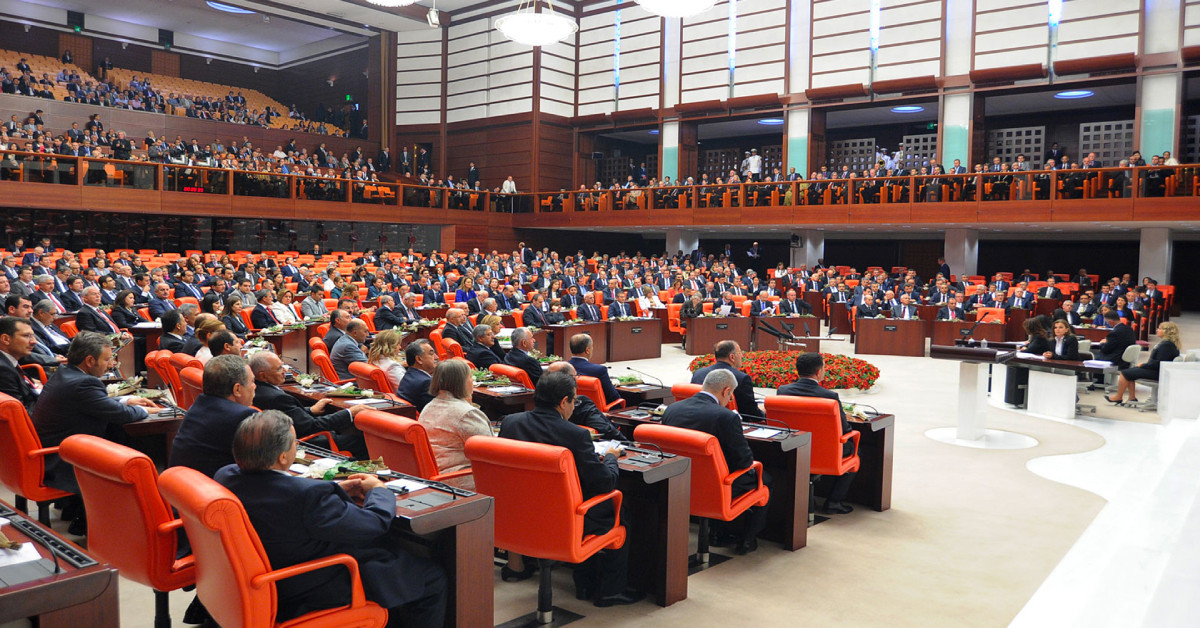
[
  {"xmin": 1054, "ymin": 90, "xmax": 1093, "ymax": 99},
  {"xmin": 757, "ymin": 118, "xmax": 785, "ymax": 126},
  {"xmin": 891, "ymin": 106, "xmax": 924, "ymax": 113},
  {"xmin": 207, "ymin": 1, "xmax": 255, "ymax": 14},
  {"xmin": 648, "ymin": 129, "xmax": 660, "ymax": 135}
]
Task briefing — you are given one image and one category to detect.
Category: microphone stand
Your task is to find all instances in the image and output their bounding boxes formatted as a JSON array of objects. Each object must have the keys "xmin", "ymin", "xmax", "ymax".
[
  {"xmin": 625, "ymin": 366, "xmax": 666, "ymax": 389},
  {"xmin": 959, "ymin": 312, "xmax": 990, "ymax": 343}
]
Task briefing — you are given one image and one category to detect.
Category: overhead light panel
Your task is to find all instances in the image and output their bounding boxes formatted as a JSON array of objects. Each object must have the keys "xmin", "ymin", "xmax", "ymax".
[
  {"xmin": 206, "ymin": 1, "xmax": 255, "ymax": 14},
  {"xmin": 1054, "ymin": 90, "xmax": 1094, "ymax": 99},
  {"xmin": 636, "ymin": 0, "xmax": 718, "ymax": 18},
  {"xmin": 891, "ymin": 105, "xmax": 925, "ymax": 113},
  {"xmin": 496, "ymin": 0, "xmax": 577, "ymax": 47},
  {"xmin": 365, "ymin": 0, "xmax": 419, "ymax": 6}
]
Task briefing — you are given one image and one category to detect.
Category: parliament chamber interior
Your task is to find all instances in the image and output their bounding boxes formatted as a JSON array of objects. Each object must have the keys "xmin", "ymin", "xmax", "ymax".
[{"xmin": 3, "ymin": 0, "xmax": 1200, "ymax": 626}]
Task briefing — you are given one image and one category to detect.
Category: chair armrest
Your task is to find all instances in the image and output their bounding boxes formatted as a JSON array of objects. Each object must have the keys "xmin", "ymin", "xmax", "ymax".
[
  {"xmin": 251, "ymin": 553, "xmax": 366, "ymax": 607},
  {"xmin": 298, "ymin": 430, "xmax": 344, "ymax": 455},
  {"xmin": 576, "ymin": 489, "xmax": 623, "ymax": 530},
  {"xmin": 723, "ymin": 460, "xmax": 764, "ymax": 492},
  {"xmin": 432, "ymin": 468, "xmax": 473, "ymax": 482},
  {"xmin": 840, "ymin": 430, "xmax": 862, "ymax": 457},
  {"xmin": 26, "ymin": 446, "xmax": 59, "ymax": 460},
  {"xmin": 604, "ymin": 398, "xmax": 626, "ymax": 412},
  {"xmin": 156, "ymin": 518, "xmax": 185, "ymax": 537}
]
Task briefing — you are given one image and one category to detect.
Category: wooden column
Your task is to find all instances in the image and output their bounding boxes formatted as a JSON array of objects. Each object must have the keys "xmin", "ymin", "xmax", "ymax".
[
  {"xmin": 679, "ymin": 120, "xmax": 698, "ymax": 181},
  {"xmin": 808, "ymin": 108, "xmax": 826, "ymax": 175}
]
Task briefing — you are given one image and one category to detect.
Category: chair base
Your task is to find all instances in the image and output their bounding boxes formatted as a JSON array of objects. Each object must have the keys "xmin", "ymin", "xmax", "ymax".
[
  {"xmin": 686, "ymin": 551, "xmax": 732, "ymax": 575},
  {"xmin": 495, "ymin": 607, "xmax": 584, "ymax": 628}
]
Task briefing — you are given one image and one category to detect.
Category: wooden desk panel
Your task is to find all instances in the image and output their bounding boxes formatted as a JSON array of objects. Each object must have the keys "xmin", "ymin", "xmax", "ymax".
[
  {"xmin": 607, "ymin": 318, "xmax": 662, "ymax": 362},
  {"xmin": 549, "ymin": 322, "xmax": 608, "ymax": 363},
  {"xmin": 846, "ymin": 415, "xmax": 895, "ymax": 512},
  {"xmin": 617, "ymin": 455, "xmax": 691, "ymax": 607},
  {"xmin": 854, "ymin": 318, "xmax": 925, "ymax": 357},
  {"xmin": 930, "ymin": 320, "xmax": 1007, "ymax": 346},
  {"xmin": 684, "ymin": 316, "xmax": 751, "ymax": 356}
]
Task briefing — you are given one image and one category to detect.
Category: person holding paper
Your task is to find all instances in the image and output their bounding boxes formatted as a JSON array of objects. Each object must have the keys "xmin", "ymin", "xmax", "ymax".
[{"xmin": 749, "ymin": 291, "xmax": 776, "ymax": 317}]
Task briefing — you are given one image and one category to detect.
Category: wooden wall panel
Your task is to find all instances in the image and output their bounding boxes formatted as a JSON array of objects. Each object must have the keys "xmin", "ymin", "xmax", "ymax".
[
  {"xmin": 151, "ymin": 50, "xmax": 181, "ymax": 78},
  {"xmin": 58, "ymin": 32, "xmax": 92, "ymax": 74}
]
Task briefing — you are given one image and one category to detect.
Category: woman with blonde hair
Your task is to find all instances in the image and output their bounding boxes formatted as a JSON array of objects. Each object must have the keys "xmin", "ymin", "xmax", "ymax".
[
  {"xmin": 367, "ymin": 329, "xmax": 406, "ymax": 391},
  {"xmin": 1107, "ymin": 321, "xmax": 1182, "ymax": 405},
  {"xmin": 418, "ymin": 358, "xmax": 492, "ymax": 489},
  {"xmin": 271, "ymin": 288, "xmax": 299, "ymax": 324}
]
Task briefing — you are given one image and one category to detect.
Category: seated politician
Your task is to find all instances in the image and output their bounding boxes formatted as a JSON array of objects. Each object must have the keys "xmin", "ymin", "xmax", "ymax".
[
  {"xmin": 216, "ymin": 410, "xmax": 446, "ymax": 627},
  {"xmin": 568, "ymin": 333, "xmax": 620, "ymax": 405},
  {"xmin": 777, "ymin": 352, "xmax": 857, "ymax": 514},
  {"xmin": 168, "ymin": 354, "xmax": 258, "ymax": 477},
  {"xmin": 497, "ymin": 371, "xmax": 643, "ymax": 607},
  {"xmin": 416, "ymin": 359, "xmax": 493, "ymax": 489},
  {"xmin": 503, "ymin": 327, "xmax": 543, "ymax": 388},
  {"xmin": 663, "ymin": 369, "xmax": 770, "ymax": 553},
  {"xmin": 464, "ymin": 324, "xmax": 501, "ymax": 369},
  {"xmin": 1107, "ymin": 321, "xmax": 1181, "ymax": 405},
  {"xmin": 690, "ymin": 340, "xmax": 758, "ymax": 417},
  {"xmin": 398, "ymin": 339, "xmax": 438, "ymax": 411},
  {"xmin": 249, "ymin": 352, "xmax": 368, "ymax": 459}
]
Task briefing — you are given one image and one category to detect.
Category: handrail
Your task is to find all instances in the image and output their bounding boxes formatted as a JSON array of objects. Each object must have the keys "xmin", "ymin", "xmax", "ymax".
[{"xmin": 1, "ymin": 147, "xmax": 1195, "ymax": 214}]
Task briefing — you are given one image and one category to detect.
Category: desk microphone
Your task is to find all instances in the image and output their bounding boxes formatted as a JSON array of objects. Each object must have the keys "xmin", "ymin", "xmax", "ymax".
[
  {"xmin": 827, "ymin": 325, "xmax": 839, "ymax": 338},
  {"xmin": 802, "ymin": 321, "xmax": 812, "ymax": 337},
  {"xmin": 960, "ymin": 312, "xmax": 990, "ymax": 340},
  {"xmin": 848, "ymin": 402, "xmax": 881, "ymax": 417},
  {"xmin": 626, "ymin": 366, "xmax": 666, "ymax": 389}
]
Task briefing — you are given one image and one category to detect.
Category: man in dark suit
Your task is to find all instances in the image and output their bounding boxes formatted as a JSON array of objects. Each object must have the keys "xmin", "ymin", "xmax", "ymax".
[
  {"xmin": 576, "ymin": 292, "xmax": 604, "ymax": 322},
  {"xmin": 663, "ymin": 368, "xmax": 770, "ymax": 552},
  {"xmin": 504, "ymin": 327, "xmax": 543, "ymax": 388},
  {"xmin": 0, "ymin": 316, "xmax": 41, "ymax": 413},
  {"xmin": 73, "ymin": 286, "xmax": 128, "ymax": 337},
  {"xmin": 856, "ymin": 294, "xmax": 881, "ymax": 318},
  {"xmin": 778, "ymin": 288, "xmax": 811, "ymax": 315},
  {"xmin": 147, "ymin": 282, "xmax": 177, "ymax": 320},
  {"xmin": 1006, "ymin": 287, "xmax": 1034, "ymax": 310},
  {"xmin": 568, "ymin": 333, "xmax": 619, "ymax": 405},
  {"xmin": 607, "ymin": 290, "xmax": 635, "ymax": 318},
  {"xmin": 157, "ymin": 310, "xmax": 188, "ymax": 354},
  {"xmin": 1037, "ymin": 277, "xmax": 1062, "ymax": 299},
  {"xmin": 30, "ymin": 301, "xmax": 73, "ymax": 355},
  {"xmin": 168, "ymin": 355, "xmax": 258, "ymax": 477},
  {"xmin": 374, "ymin": 295, "xmax": 403, "ymax": 331},
  {"xmin": 215, "ymin": 410, "xmax": 446, "ymax": 626},
  {"xmin": 250, "ymin": 290, "xmax": 282, "ymax": 329},
  {"xmin": 498, "ymin": 371, "xmax": 641, "ymax": 606},
  {"xmin": 249, "ymin": 352, "xmax": 367, "ymax": 459},
  {"xmin": 32, "ymin": 332, "xmax": 159, "ymax": 531},
  {"xmin": 323, "ymin": 309, "xmax": 351, "ymax": 349},
  {"xmin": 465, "ymin": 325, "xmax": 500, "ymax": 369},
  {"xmin": 777, "ymin": 353, "xmax": 857, "ymax": 514},
  {"xmin": 441, "ymin": 308, "xmax": 475, "ymax": 349},
  {"xmin": 690, "ymin": 340, "xmax": 758, "ymax": 417},
  {"xmin": 936, "ymin": 297, "xmax": 967, "ymax": 321},
  {"xmin": 937, "ymin": 257, "xmax": 951, "ymax": 280},
  {"xmin": 398, "ymin": 340, "xmax": 437, "ymax": 411},
  {"xmin": 749, "ymin": 291, "xmax": 776, "ymax": 317},
  {"xmin": 1090, "ymin": 310, "xmax": 1137, "ymax": 385}
]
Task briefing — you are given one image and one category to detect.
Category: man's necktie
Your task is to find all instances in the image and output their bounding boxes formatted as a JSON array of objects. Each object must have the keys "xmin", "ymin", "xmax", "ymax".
[{"xmin": 47, "ymin": 292, "xmax": 65, "ymax": 313}]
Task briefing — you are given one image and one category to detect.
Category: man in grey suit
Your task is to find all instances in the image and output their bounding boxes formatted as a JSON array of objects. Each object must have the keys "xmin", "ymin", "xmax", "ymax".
[{"xmin": 330, "ymin": 319, "xmax": 369, "ymax": 381}]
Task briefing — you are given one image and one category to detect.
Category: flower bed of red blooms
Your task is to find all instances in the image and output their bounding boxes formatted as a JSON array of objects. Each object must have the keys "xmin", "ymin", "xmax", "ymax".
[{"xmin": 687, "ymin": 351, "xmax": 881, "ymax": 390}]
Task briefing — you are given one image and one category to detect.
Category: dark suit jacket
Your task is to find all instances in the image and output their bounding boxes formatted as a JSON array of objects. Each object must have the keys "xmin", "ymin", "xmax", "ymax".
[
  {"xmin": 661, "ymin": 393, "xmax": 757, "ymax": 494},
  {"xmin": 397, "ymin": 368, "xmax": 434, "ymax": 411},
  {"xmin": 252, "ymin": 381, "xmax": 363, "ymax": 457},
  {"xmin": 691, "ymin": 361, "xmax": 758, "ymax": 418},
  {"xmin": 749, "ymin": 300, "xmax": 776, "ymax": 317},
  {"xmin": 504, "ymin": 348, "xmax": 542, "ymax": 388},
  {"xmin": 570, "ymin": 356, "xmax": 620, "ymax": 404},
  {"xmin": 250, "ymin": 304, "xmax": 280, "ymax": 329},
  {"xmin": 148, "ymin": 296, "xmax": 176, "ymax": 320},
  {"xmin": 936, "ymin": 306, "xmax": 967, "ymax": 320},
  {"xmin": 1048, "ymin": 335, "xmax": 1081, "ymax": 361},
  {"xmin": 441, "ymin": 323, "xmax": 474, "ymax": 348},
  {"xmin": 223, "ymin": 314, "xmax": 249, "ymax": 338},
  {"xmin": 168, "ymin": 394, "xmax": 256, "ymax": 477},
  {"xmin": 576, "ymin": 302, "xmax": 603, "ymax": 321},
  {"xmin": 569, "ymin": 395, "xmax": 627, "ymax": 441},
  {"xmin": 465, "ymin": 343, "xmax": 500, "ymax": 369},
  {"xmin": 374, "ymin": 306, "xmax": 402, "ymax": 331},
  {"xmin": 75, "ymin": 305, "xmax": 120, "ymax": 334},
  {"xmin": 1095, "ymin": 323, "xmax": 1136, "ymax": 366},
  {"xmin": 0, "ymin": 355, "xmax": 39, "ymax": 414},
  {"xmin": 32, "ymin": 364, "xmax": 147, "ymax": 491},
  {"xmin": 32, "ymin": 320, "xmax": 71, "ymax": 354},
  {"xmin": 607, "ymin": 301, "xmax": 634, "ymax": 318},
  {"xmin": 498, "ymin": 406, "xmax": 619, "ymax": 529},
  {"xmin": 778, "ymin": 377, "xmax": 850, "ymax": 434},
  {"xmin": 779, "ymin": 299, "xmax": 811, "ymax": 315},
  {"xmin": 215, "ymin": 466, "xmax": 438, "ymax": 618},
  {"xmin": 57, "ymin": 290, "xmax": 82, "ymax": 312}
]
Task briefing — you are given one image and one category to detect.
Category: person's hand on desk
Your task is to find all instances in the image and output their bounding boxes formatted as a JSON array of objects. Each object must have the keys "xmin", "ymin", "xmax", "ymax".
[
  {"xmin": 312, "ymin": 398, "xmax": 333, "ymax": 413},
  {"xmin": 339, "ymin": 473, "xmax": 385, "ymax": 504},
  {"xmin": 124, "ymin": 396, "xmax": 161, "ymax": 411}
]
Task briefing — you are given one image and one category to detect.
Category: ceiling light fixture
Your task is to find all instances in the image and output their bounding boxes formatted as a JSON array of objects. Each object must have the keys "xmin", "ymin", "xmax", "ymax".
[
  {"xmin": 648, "ymin": 129, "xmax": 660, "ymax": 135},
  {"xmin": 496, "ymin": 0, "xmax": 577, "ymax": 47},
  {"xmin": 757, "ymin": 118, "xmax": 785, "ymax": 126},
  {"xmin": 206, "ymin": 1, "xmax": 255, "ymax": 14},
  {"xmin": 636, "ymin": 0, "xmax": 718, "ymax": 18},
  {"xmin": 365, "ymin": 0, "xmax": 419, "ymax": 7},
  {"xmin": 1054, "ymin": 89, "xmax": 1094, "ymax": 99},
  {"xmin": 891, "ymin": 105, "xmax": 924, "ymax": 113}
]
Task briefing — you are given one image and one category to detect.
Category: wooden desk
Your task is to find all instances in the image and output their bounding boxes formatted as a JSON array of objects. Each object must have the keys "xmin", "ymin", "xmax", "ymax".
[
  {"xmin": 1005, "ymin": 308, "xmax": 1031, "ymax": 342},
  {"xmin": 1073, "ymin": 326, "xmax": 1111, "ymax": 342},
  {"xmin": 260, "ymin": 328, "xmax": 308, "ymax": 373},
  {"xmin": 281, "ymin": 383, "xmax": 418, "ymax": 419},
  {"xmin": 418, "ymin": 306, "xmax": 450, "ymax": 320},
  {"xmin": 802, "ymin": 291, "xmax": 825, "ymax": 318},
  {"xmin": 616, "ymin": 454, "xmax": 691, "ymax": 607},
  {"xmin": 114, "ymin": 337, "xmax": 137, "ymax": 379},
  {"xmin": 855, "ymin": 318, "xmax": 925, "ymax": 357},
  {"xmin": 845, "ymin": 414, "xmax": 895, "ymax": 511},
  {"xmin": 615, "ymin": 384, "xmax": 673, "ymax": 407},
  {"xmin": 607, "ymin": 318, "xmax": 662, "ymax": 361},
  {"xmin": 1035, "ymin": 297, "xmax": 1062, "ymax": 317},
  {"xmin": 931, "ymin": 320, "xmax": 1006, "ymax": 346},
  {"xmin": 388, "ymin": 487, "xmax": 495, "ymax": 628},
  {"xmin": 684, "ymin": 316, "xmax": 752, "ymax": 356},
  {"xmin": 916, "ymin": 304, "xmax": 941, "ymax": 337},
  {"xmin": 827, "ymin": 301, "xmax": 853, "ymax": 336},
  {"xmin": 652, "ymin": 307, "xmax": 685, "ymax": 344},
  {"xmin": 472, "ymin": 386, "xmax": 534, "ymax": 421},
  {"xmin": 0, "ymin": 500, "xmax": 119, "ymax": 627},
  {"xmin": 123, "ymin": 408, "xmax": 186, "ymax": 465},
  {"xmin": 607, "ymin": 410, "xmax": 810, "ymax": 551},
  {"xmin": 548, "ymin": 322, "xmax": 608, "ymax": 363},
  {"xmin": 399, "ymin": 325, "xmax": 433, "ymax": 348},
  {"xmin": 753, "ymin": 315, "xmax": 821, "ymax": 351}
]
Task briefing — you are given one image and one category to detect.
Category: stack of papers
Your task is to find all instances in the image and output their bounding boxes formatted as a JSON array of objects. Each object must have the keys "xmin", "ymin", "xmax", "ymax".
[
  {"xmin": 488, "ymin": 385, "xmax": 527, "ymax": 394},
  {"xmin": 1083, "ymin": 359, "xmax": 1113, "ymax": 368},
  {"xmin": 593, "ymin": 440, "xmax": 623, "ymax": 455},
  {"xmin": 1015, "ymin": 351, "xmax": 1045, "ymax": 360},
  {"xmin": 385, "ymin": 477, "xmax": 430, "ymax": 493},
  {"xmin": 745, "ymin": 427, "xmax": 784, "ymax": 438}
]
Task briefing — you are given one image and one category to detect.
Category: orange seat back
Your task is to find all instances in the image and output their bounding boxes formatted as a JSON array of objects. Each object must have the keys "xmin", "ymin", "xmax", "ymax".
[
  {"xmin": 307, "ymin": 336, "xmax": 328, "ymax": 354},
  {"xmin": 671, "ymin": 383, "xmax": 702, "ymax": 401},
  {"xmin": 311, "ymin": 349, "xmax": 344, "ymax": 384},
  {"xmin": 138, "ymin": 307, "xmax": 151, "ymax": 322},
  {"xmin": 150, "ymin": 351, "xmax": 183, "ymax": 402},
  {"xmin": 360, "ymin": 310, "xmax": 376, "ymax": 332},
  {"xmin": 489, "ymin": 363, "xmax": 533, "ymax": 389},
  {"xmin": 975, "ymin": 306, "xmax": 1006, "ymax": 324},
  {"xmin": 633, "ymin": 423, "xmax": 768, "ymax": 520},
  {"xmin": 60, "ymin": 320, "xmax": 79, "ymax": 338},
  {"xmin": 465, "ymin": 436, "xmax": 625, "ymax": 563},
  {"xmin": 667, "ymin": 303, "xmax": 684, "ymax": 333},
  {"xmin": 763, "ymin": 395, "xmax": 860, "ymax": 476},
  {"xmin": 354, "ymin": 411, "xmax": 445, "ymax": 480},
  {"xmin": 0, "ymin": 392, "xmax": 73, "ymax": 504},
  {"xmin": 441, "ymin": 337, "xmax": 465, "ymax": 360},
  {"xmin": 239, "ymin": 309, "xmax": 256, "ymax": 331},
  {"xmin": 348, "ymin": 362, "xmax": 392, "ymax": 394},
  {"xmin": 179, "ymin": 366, "xmax": 204, "ymax": 410},
  {"xmin": 170, "ymin": 352, "xmax": 202, "ymax": 373},
  {"xmin": 158, "ymin": 467, "xmax": 387, "ymax": 628},
  {"xmin": 576, "ymin": 375, "xmax": 625, "ymax": 411},
  {"xmin": 428, "ymin": 328, "xmax": 447, "ymax": 360},
  {"xmin": 59, "ymin": 435, "xmax": 194, "ymax": 591}
]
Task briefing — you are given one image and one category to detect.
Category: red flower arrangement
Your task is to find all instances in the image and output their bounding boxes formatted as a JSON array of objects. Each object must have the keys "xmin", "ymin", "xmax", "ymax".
[{"xmin": 687, "ymin": 351, "xmax": 881, "ymax": 390}]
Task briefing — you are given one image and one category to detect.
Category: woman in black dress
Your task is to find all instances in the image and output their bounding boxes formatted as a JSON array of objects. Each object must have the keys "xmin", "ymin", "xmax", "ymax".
[
  {"xmin": 1108, "ymin": 322, "xmax": 1182, "ymax": 405},
  {"xmin": 1022, "ymin": 317, "xmax": 1052, "ymax": 355},
  {"xmin": 1044, "ymin": 319, "xmax": 1080, "ymax": 361},
  {"xmin": 110, "ymin": 290, "xmax": 142, "ymax": 329},
  {"xmin": 222, "ymin": 294, "xmax": 250, "ymax": 338}
]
